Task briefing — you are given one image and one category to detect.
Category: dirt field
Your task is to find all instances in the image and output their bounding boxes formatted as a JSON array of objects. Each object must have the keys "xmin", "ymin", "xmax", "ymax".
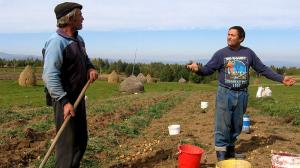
[{"xmin": 1, "ymin": 91, "xmax": 300, "ymax": 167}]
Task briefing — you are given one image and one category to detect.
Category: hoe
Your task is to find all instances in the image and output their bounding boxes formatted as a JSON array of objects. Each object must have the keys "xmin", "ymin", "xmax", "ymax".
[{"xmin": 39, "ymin": 80, "xmax": 91, "ymax": 168}]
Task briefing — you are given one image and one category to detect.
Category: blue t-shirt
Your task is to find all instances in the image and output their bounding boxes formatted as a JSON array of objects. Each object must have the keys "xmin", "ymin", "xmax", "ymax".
[{"xmin": 198, "ymin": 46, "xmax": 283, "ymax": 90}]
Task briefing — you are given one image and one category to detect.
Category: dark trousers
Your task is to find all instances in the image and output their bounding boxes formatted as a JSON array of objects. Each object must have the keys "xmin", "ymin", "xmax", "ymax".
[{"xmin": 53, "ymin": 100, "xmax": 88, "ymax": 168}]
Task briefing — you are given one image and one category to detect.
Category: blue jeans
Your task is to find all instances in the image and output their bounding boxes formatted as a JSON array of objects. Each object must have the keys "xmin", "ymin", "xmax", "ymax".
[{"xmin": 214, "ymin": 86, "xmax": 248, "ymax": 151}]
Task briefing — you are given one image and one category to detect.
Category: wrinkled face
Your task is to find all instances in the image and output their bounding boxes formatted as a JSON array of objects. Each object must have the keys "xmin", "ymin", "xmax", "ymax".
[
  {"xmin": 227, "ymin": 29, "xmax": 242, "ymax": 48},
  {"xmin": 71, "ymin": 10, "xmax": 84, "ymax": 30}
]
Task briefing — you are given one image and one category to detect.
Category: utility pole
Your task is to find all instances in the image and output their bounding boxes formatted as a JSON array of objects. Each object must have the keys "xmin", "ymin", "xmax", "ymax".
[{"xmin": 132, "ymin": 49, "xmax": 137, "ymax": 76}]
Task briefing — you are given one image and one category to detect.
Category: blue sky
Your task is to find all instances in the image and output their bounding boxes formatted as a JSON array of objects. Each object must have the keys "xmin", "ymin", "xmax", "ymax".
[{"xmin": 0, "ymin": 0, "xmax": 300, "ymax": 66}]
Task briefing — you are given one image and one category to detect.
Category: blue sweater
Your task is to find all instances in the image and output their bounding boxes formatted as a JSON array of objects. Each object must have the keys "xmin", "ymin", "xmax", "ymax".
[
  {"xmin": 42, "ymin": 29, "xmax": 94, "ymax": 103},
  {"xmin": 197, "ymin": 46, "xmax": 283, "ymax": 90}
]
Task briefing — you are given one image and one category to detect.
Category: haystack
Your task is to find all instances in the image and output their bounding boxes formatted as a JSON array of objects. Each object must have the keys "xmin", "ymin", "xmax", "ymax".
[
  {"xmin": 137, "ymin": 73, "xmax": 146, "ymax": 83},
  {"xmin": 178, "ymin": 77, "xmax": 186, "ymax": 83},
  {"xmin": 108, "ymin": 70, "xmax": 119, "ymax": 83},
  {"xmin": 146, "ymin": 74, "xmax": 153, "ymax": 83},
  {"xmin": 119, "ymin": 75, "xmax": 144, "ymax": 93},
  {"xmin": 253, "ymin": 78, "xmax": 261, "ymax": 85},
  {"xmin": 18, "ymin": 65, "xmax": 36, "ymax": 87}
]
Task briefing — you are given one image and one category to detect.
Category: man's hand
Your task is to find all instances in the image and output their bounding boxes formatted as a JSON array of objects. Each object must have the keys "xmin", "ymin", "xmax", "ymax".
[
  {"xmin": 186, "ymin": 61, "xmax": 199, "ymax": 72},
  {"xmin": 282, "ymin": 76, "xmax": 296, "ymax": 86},
  {"xmin": 87, "ymin": 69, "xmax": 98, "ymax": 83},
  {"xmin": 63, "ymin": 102, "xmax": 75, "ymax": 120}
]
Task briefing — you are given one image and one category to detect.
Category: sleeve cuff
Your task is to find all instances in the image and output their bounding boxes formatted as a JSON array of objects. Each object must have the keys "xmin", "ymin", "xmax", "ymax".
[
  {"xmin": 195, "ymin": 66, "xmax": 202, "ymax": 75},
  {"xmin": 59, "ymin": 96, "xmax": 69, "ymax": 106}
]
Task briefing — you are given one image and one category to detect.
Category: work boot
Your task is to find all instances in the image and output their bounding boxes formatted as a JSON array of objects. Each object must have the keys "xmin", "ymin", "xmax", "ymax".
[
  {"xmin": 226, "ymin": 146, "xmax": 246, "ymax": 159},
  {"xmin": 226, "ymin": 146, "xmax": 235, "ymax": 158},
  {"xmin": 216, "ymin": 151, "xmax": 226, "ymax": 161}
]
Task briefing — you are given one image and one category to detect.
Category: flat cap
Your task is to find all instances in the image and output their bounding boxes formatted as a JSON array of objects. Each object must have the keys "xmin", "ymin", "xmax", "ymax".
[{"xmin": 54, "ymin": 2, "xmax": 82, "ymax": 19}]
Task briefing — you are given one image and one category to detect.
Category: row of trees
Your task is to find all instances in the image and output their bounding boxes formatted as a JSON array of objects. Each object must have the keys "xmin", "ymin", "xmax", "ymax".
[
  {"xmin": 0, "ymin": 58, "xmax": 43, "ymax": 67},
  {"xmin": 1, "ymin": 58, "xmax": 300, "ymax": 83},
  {"xmin": 91, "ymin": 58, "xmax": 217, "ymax": 83}
]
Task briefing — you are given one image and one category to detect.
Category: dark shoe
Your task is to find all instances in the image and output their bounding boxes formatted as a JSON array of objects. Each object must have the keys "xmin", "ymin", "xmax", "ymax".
[
  {"xmin": 216, "ymin": 151, "xmax": 226, "ymax": 161},
  {"xmin": 226, "ymin": 146, "xmax": 235, "ymax": 158},
  {"xmin": 226, "ymin": 146, "xmax": 246, "ymax": 159}
]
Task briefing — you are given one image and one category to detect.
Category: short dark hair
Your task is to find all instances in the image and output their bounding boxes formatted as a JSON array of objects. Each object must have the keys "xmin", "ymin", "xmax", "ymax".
[{"xmin": 229, "ymin": 26, "xmax": 245, "ymax": 42}]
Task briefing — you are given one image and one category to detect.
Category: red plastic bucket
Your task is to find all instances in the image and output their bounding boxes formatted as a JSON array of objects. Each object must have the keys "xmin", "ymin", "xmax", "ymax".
[{"xmin": 178, "ymin": 144, "xmax": 205, "ymax": 168}]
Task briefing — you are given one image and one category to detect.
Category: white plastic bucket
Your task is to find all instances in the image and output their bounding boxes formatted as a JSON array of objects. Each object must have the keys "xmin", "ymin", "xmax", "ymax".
[
  {"xmin": 264, "ymin": 87, "xmax": 272, "ymax": 97},
  {"xmin": 200, "ymin": 101, "xmax": 208, "ymax": 109},
  {"xmin": 271, "ymin": 152, "xmax": 300, "ymax": 168},
  {"xmin": 168, "ymin": 124, "xmax": 180, "ymax": 135},
  {"xmin": 256, "ymin": 86, "xmax": 263, "ymax": 98}
]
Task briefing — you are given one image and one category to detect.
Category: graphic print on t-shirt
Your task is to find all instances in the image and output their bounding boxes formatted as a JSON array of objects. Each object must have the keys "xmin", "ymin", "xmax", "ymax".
[{"xmin": 224, "ymin": 56, "xmax": 248, "ymax": 88}]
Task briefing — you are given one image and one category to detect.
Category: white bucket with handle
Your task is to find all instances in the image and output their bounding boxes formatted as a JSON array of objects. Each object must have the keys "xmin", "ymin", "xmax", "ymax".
[
  {"xmin": 200, "ymin": 101, "xmax": 208, "ymax": 109},
  {"xmin": 168, "ymin": 124, "xmax": 180, "ymax": 135}
]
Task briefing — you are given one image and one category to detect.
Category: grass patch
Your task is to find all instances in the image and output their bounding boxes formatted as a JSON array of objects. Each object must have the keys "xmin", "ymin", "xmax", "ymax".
[
  {"xmin": 0, "ymin": 108, "xmax": 26, "ymax": 124},
  {"xmin": 145, "ymin": 82, "xmax": 216, "ymax": 93},
  {"xmin": 0, "ymin": 107, "xmax": 52, "ymax": 124},
  {"xmin": 248, "ymin": 85, "xmax": 300, "ymax": 125},
  {"xmin": 5, "ymin": 127, "xmax": 25, "ymax": 139},
  {"xmin": 81, "ymin": 159, "xmax": 101, "ymax": 168},
  {"xmin": 0, "ymin": 80, "xmax": 215, "ymax": 108},
  {"xmin": 29, "ymin": 116, "xmax": 53, "ymax": 132},
  {"xmin": 0, "ymin": 80, "xmax": 45, "ymax": 107}
]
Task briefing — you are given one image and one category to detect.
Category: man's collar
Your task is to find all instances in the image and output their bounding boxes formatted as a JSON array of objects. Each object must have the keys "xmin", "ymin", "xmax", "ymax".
[{"xmin": 56, "ymin": 28, "xmax": 78, "ymax": 40}]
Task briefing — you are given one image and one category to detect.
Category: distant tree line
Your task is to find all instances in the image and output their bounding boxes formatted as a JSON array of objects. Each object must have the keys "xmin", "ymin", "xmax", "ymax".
[
  {"xmin": 0, "ymin": 58, "xmax": 43, "ymax": 67},
  {"xmin": 1, "ymin": 58, "xmax": 299, "ymax": 83},
  {"xmin": 90, "ymin": 58, "xmax": 217, "ymax": 83}
]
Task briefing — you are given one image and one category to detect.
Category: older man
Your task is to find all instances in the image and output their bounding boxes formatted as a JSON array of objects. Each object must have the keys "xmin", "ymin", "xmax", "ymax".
[{"xmin": 42, "ymin": 2, "xmax": 98, "ymax": 167}]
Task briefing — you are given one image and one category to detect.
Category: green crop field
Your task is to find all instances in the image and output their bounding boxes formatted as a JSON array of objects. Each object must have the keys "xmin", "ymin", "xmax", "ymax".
[
  {"xmin": 1, "ymin": 79, "xmax": 299, "ymax": 124},
  {"xmin": 0, "ymin": 79, "xmax": 299, "ymax": 167}
]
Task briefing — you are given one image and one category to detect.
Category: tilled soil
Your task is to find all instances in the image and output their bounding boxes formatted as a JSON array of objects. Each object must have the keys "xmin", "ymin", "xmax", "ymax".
[
  {"xmin": 109, "ymin": 91, "xmax": 300, "ymax": 168},
  {"xmin": 0, "ymin": 92, "xmax": 181, "ymax": 167},
  {"xmin": 1, "ymin": 91, "xmax": 300, "ymax": 168}
]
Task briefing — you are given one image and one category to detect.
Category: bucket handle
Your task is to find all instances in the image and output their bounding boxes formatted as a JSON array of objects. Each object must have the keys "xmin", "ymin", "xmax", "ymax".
[
  {"xmin": 202, "ymin": 149, "xmax": 213, "ymax": 163},
  {"xmin": 175, "ymin": 148, "xmax": 182, "ymax": 155}
]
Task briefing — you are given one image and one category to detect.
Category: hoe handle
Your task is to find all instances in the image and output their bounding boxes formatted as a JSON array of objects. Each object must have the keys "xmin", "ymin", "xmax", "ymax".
[{"xmin": 39, "ymin": 80, "xmax": 91, "ymax": 168}]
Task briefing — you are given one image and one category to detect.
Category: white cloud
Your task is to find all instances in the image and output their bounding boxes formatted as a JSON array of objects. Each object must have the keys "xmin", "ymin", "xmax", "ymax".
[{"xmin": 0, "ymin": 0, "xmax": 300, "ymax": 33}]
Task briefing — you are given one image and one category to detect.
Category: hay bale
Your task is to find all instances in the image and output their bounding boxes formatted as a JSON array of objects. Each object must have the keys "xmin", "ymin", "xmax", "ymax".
[
  {"xmin": 137, "ymin": 73, "xmax": 146, "ymax": 83},
  {"xmin": 253, "ymin": 78, "xmax": 261, "ymax": 85},
  {"xmin": 119, "ymin": 75, "xmax": 144, "ymax": 93},
  {"xmin": 18, "ymin": 65, "xmax": 36, "ymax": 87},
  {"xmin": 108, "ymin": 70, "xmax": 119, "ymax": 83},
  {"xmin": 146, "ymin": 74, "xmax": 153, "ymax": 83},
  {"xmin": 178, "ymin": 77, "xmax": 186, "ymax": 83}
]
